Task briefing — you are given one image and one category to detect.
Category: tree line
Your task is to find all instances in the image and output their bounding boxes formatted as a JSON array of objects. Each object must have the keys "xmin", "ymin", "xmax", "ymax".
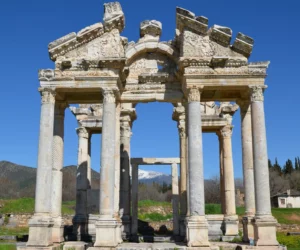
[{"xmin": 268, "ymin": 157, "xmax": 300, "ymax": 196}]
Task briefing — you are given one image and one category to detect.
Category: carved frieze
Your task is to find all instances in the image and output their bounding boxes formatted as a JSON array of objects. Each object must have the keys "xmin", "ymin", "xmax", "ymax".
[
  {"xmin": 138, "ymin": 73, "xmax": 169, "ymax": 84},
  {"xmin": 248, "ymin": 61, "xmax": 270, "ymax": 76}
]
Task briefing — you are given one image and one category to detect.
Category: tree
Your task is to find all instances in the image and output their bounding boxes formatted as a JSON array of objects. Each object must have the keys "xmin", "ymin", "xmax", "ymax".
[
  {"xmin": 283, "ymin": 159, "xmax": 294, "ymax": 175},
  {"xmin": 273, "ymin": 158, "xmax": 282, "ymax": 174},
  {"xmin": 268, "ymin": 159, "xmax": 273, "ymax": 169}
]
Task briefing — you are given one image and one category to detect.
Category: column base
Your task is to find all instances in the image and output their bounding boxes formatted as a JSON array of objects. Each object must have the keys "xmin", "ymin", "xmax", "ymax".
[
  {"xmin": 52, "ymin": 216, "xmax": 64, "ymax": 243},
  {"xmin": 223, "ymin": 215, "xmax": 239, "ymax": 237},
  {"xmin": 26, "ymin": 215, "xmax": 54, "ymax": 247},
  {"xmin": 242, "ymin": 216, "xmax": 255, "ymax": 243},
  {"xmin": 121, "ymin": 215, "xmax": 131, "ymax": 240},
  {"xmin": 186, "ymin": 216, "xmax": 210, "ymax": 248},
  {"xmin": 254, "ymin": 216, "xmax": 279, "ymax": 246},
  {"xmin": 63, "ymin": 242, "xmax": 89, "ymax": 250},
  {"xmin": 116, "ymin": 218, "xmax": 123, "ymax": 244},
  {"xmin": 180, "ymin": 216, "xmax": 187, "ymax": 237},
  {"xmin": 94, "ymin": 218, "xmax": 119, "ymax": 248},
  {"xmin": 18, "ymin": 245, "xmax": 62, "ymax": 250}
]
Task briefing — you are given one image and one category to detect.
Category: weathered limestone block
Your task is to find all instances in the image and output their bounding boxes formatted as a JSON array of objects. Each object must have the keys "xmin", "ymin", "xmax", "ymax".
[
  {"xmin": 208, "ymin": 25, "xmax": 232, "ymax": 47},
  {"xmin": 48, "ymin": 33, "xmax": 76, "ymax": 51},
  {"xmin": 232, "ymin": 32, "xmax": 254, "ymax": 58},
  {"xmin": 176, "ymin": 7, "xmax": 208, "ymax": 35},
  {"xmin": 139, "ymin": 20, "xmax": 162, "ymax": 42},
  {"xmin": 63, "ymin": 242, "xmax": 88, "ymax": 250},
  {"xmin": 103, "ymin": 2, "xmax": 125, "ymax": 33},
  {"xmin": 39, "ymin": 69, "xmax": 55, "ymax": 81}
]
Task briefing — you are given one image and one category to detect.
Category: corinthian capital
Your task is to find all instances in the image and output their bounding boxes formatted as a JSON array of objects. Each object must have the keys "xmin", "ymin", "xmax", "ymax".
[
  {"xmin": 102, "ymin": 89, "xmax": 117, "ymax": 104},
  {"xmin": 220, "ymin": 126, "xmax": 233, "ymax": 139},
  {"xmin": 250, "ymin": 86, "xmax": 265, "ymax": 102},
  {"xmin": 39, "ymin": 88, "xmax": 56, "ymax": 104},
  {"xmin": 187, "ymin": 87, "xmax": 201, "ymax": 102},
  {"xmin": 76, "ymin": 127, "xmax": 89, "ymax": 139}
]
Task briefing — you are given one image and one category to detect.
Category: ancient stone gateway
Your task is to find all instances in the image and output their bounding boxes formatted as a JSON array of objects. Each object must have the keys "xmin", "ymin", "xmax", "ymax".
[{"xmin": 21, "ymin": 1, "xmax": 283, "ymax": 249}]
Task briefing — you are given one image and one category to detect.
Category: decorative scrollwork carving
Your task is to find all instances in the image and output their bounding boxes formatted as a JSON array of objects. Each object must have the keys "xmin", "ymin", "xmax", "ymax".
[
  {"xmin": 76, "ymin": 127, "xmax": 89, "ymax": 139},
  {"xmin": 39, "ymin": 88, "xmax": 56, "ymax": 104},
  {"xmin": 250, "ymin": 86, "xmax": 264, "ymax": 102},
  {"xmin": 102, "ymin": 89, "xmax": 116, "ymax": 104},
  {"xmin": 220, "ymin": 126, "xmax": 233, "ymax": 138},
  {"xmin": 187, "ymin": 87, "xmax": 201, "ymax": 102}
]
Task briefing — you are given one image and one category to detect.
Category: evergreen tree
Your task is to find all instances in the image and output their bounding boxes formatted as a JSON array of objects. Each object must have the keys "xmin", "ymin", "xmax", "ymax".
[
  {"xmin": 273, "ymin": 158, "xmax": 282, "ymax": 174},
  {"xmin": 283, "ymin": 159, "xmax": 294, "ymax": 175},
  {"xmin": 295, "ymin": 157, "xmax": 299, "ymax": 171},
  {"xmin": 268, "ymin": 159, "xmax": 273, "ymax": 169}
]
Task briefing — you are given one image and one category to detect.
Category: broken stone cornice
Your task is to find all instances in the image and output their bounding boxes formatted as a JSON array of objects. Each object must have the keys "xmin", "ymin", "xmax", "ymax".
[
  {"xmin": 208, "ymin": 25, "xmax": 232, "ymax": 47},
  {"xmin": 232, "ymin": 32, "xmax": 254, "ymax": 58},
  {"xmin": 103, "ymin": 2, "xmax": 125, "ymax": 33}
]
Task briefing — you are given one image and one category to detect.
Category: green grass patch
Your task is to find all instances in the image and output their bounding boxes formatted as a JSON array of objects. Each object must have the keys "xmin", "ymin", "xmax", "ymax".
[
  {"xmin": 272, "ymin": 208, "xmax": 300, "ymax": 225},
  {"xmin": 0, "ymin": 198, "xmax": 75, "ymax": 215},
  {"xmin": 138, "ymin": 213, "xmax": 172, "ymax": 222},
  {"xmin": 0, "ymin": 227, "xmax": 28, "ymax": 236},
  {"xmin": 277, "ymin": 232, "xmax": 300, "ymax": 249},
  {"xmin": 0, "ymin": 198, "xmax": 35, "ymax": 214},
  {"xmin": 138, "ymin": 200, "xmax": 171, "ymax": 207},
  {"xmin": 0, "ymin": 245, "xmax": 16, "ymax": 250}
]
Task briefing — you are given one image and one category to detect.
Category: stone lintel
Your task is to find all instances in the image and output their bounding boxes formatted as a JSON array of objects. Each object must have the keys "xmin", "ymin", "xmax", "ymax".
[
  {"xmin": 131, "ymin": 158, "xmax": 180, "ymax": 165},
  {"xmin": 139, "ymin": 73, "xmax": 169, "ymax": 84}
]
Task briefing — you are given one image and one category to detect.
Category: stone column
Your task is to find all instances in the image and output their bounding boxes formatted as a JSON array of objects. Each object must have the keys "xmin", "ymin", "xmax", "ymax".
[
  {"xmin": 27, "ymin": 88, "xmax": 55, "ymax": 247},
  {"xmin": 95, "ymin": 89, "xmax": 119, "ymax": 248},
  {"xmin": 217, "ymin": 132, "xmax": 225, "ymax": 215},
  {"xmin": 87, "ymin": 134, "xmax": 92, "ymax": 189},
  {"xmin": 51, "ymin": 102, "xmax": 67, "ymax": 243},
  {"xmin": 172, "ymin": 163, "xmax": 180, "ymax": 236},
  {"xmin": 179, "ymin": 115, "xmax": 188, "ymax": 237},
  {"xmin": 114, "ymin": 103, "xmax": 122, "ymax": 244},
  {"xmin": 73, "ymin": 127, "xmax": 89, "ymax": 240},
  {"xmin": 220, "ymin": 126, "xmax": 239, "ymax": 239},
  {"xmin": 250, "ymin": 86, "xmax": 278, "ymax": 246},
  {"xmin": 120, "ymin": 114, "xmax": 133, "ymax": 238},
  {"xmin": 185, "ymin": 88, "xmax": 209, "ymax": 247},
  {"xmin": 239, "ymin": 100, "xmax": 256, "ymax": 242},
  {"xmin": 131, "ymin": 164, "xmax": 139, "ymax": 240}
]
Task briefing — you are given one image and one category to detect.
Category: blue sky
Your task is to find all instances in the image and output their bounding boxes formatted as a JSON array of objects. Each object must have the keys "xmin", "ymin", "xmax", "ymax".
[{"xmin": 0, "ymin": 0, "xmax": 299, "ymax": 179}]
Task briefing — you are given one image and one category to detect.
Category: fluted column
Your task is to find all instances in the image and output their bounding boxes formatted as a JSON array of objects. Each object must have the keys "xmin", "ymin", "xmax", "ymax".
[
  {"xmin": 87, "ymin": 134, "xmax": 92, "ymax": 189},
  {"xmin": 73, "ymin": 127, "xmax": 89, "ymax": 240},
  {"xmin": 120, "ymin": 115, "xmax": 133, "ymax": 238},
  {"xmin": 131, "ymin": 164, "xmax": 139, "ymax": 238},
  {"xmin": 250, "ymin": 86, "xmax": 278, "ymax": 246},
  {"xmin": 27, "ymin": 88, "xmax": 55, "ymax": 247},
  {"xmin": 220, "ymin": 126, "xmax": 239, "ymax": 238},
  {"xmin": 51, "ymin": 102, "xmax": 67, "ymax": 243},
  {"xmin": 239, "ymin": 100, "xmax": 256, "ymax": 242},
  {"xmin": 95, "ymin": 89, "xmax": 119, "ymax": 247},
  {"xmin": 172, "ymin": 163, "xmax": 180, "ymax": 236},
  {"xmin": 186, "ymin": 87, "xmax": 209, "ymax": 247}
]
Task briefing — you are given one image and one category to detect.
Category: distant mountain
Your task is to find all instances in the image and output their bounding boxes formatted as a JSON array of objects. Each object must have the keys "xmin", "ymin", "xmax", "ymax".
[{"xmin": 138, "ymin": 169, "xmax": 171, "ymax": 185}]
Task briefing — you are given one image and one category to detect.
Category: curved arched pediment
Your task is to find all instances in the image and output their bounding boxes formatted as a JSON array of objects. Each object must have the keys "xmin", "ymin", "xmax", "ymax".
[{"xmin": 126, "ymin": 46, "xmax": 179, "ymax": 84}]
